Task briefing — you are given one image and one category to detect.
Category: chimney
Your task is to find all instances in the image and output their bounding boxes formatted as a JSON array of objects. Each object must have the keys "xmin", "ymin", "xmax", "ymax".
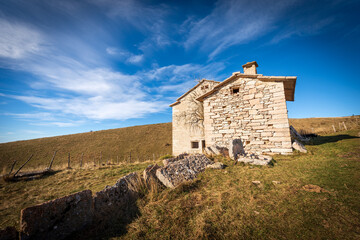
[{"xmin": 242, "ymin": 61, "xmax": 258, "ymax": 74}]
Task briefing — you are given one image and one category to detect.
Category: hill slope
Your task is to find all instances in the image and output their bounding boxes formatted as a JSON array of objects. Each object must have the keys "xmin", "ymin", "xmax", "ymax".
[
  {"xmin": 0, "ymin": 123, "xmax": 172, "ymax": 170},
  {"xmin": 0, "ymin": 116, "xmax": 359, "ymax": 171}
]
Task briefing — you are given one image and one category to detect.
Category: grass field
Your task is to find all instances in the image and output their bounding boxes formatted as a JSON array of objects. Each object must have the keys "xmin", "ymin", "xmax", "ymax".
[
  {"xmin": 0, "ymin": 127, "xmax": 359, "ymax": 239},
  {"xmin": 0, "ymin": 116, "xmax": 359, "ymax": 173}
]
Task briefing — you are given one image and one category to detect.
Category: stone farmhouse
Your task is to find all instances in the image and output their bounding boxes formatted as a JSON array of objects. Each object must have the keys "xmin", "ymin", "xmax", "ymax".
[{"xmin": 170, "ymin": 61, "xmax": 297, "ymax": 158}]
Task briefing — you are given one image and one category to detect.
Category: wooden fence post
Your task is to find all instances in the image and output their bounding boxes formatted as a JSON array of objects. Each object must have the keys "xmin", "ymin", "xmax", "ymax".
[
  {"xmin": 48, "ymin": 151, "xmax": 57, "ymax": 170},
  {"xmin": 14, "ymin": 154, "xmax": 33, "ymax": 177},
  {"xmin": 80, "ymin": 153, "xmax": 84, "ymax": 168},
  {"xmin": 67, "ymin": 153, "xmax": 71, "ymax": 169},
  {"xmin": 117, "ymin": 156, "xmax": 119, "ymax": 164},
  {"xmin": 8, "ymin": 160, "xmax": 17, "ymax": 175},
  {"xmin": 332, "ymin": 125, "xmax": 336, "ymax": 132},
  {"xmin": 343, "ymin": 122, "xmax": 347, "ymax": 130}
]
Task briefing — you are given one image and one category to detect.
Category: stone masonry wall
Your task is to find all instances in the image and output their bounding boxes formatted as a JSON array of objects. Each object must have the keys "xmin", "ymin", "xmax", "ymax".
[
  {"xmin": 172, "ymin": 80, "xmax": 218, "ymax": 155},
  {"xmin": 203, "ymin": 76, "xmax": 292, "ymax": 155}
]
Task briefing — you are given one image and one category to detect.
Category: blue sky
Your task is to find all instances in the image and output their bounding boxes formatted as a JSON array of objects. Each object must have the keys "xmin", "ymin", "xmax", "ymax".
[{"xmin": 0, "ymin": 0, "xmax": 359, "ymax": 143}]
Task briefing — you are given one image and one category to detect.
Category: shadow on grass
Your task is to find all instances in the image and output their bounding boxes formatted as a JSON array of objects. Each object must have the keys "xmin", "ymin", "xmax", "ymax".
[{"xmin": 306, "ymin": 134, "xmax": 359, "ymax": 146}]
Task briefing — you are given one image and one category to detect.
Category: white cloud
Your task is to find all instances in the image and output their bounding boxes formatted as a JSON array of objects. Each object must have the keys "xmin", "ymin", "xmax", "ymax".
[
  {"xmin": 0, "ymin": 19, "xmax": 44, "ymax": 59},
  {"xmin": 126, "ymin": 54, "xmax": 143, "ymax": 64}
]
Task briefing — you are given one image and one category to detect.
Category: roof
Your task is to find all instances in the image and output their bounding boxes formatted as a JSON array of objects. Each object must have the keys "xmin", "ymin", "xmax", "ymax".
[
  {"xmin": 196, "ymin": 73, "xmax": 296, "ymax": 102},
  {"xmin": 169, "ymin": 79, "xmax": 220, "ymax": 107}
]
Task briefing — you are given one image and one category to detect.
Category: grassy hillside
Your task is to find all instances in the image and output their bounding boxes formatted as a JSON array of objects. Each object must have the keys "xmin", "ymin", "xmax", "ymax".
[
  {"xmin": 0, "ymin": 123, "xmax": 172, "ymax": 171},
  {"xmin": 1, "ymin": 129, "xmax": 359, "ymax": 239},
  {"xmin": 0, "ymin": 116, "xmax": 359, "ymax": 172},
  {"xmin": 289, "ymin": 115, "xmax": 359, "ymax": 135}
]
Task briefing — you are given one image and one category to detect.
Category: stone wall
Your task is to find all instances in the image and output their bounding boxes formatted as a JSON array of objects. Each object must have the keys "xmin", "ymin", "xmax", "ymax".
[
  {"xmin": 19, "ymin": 172, "xmax": 141, "ymax": 240},
  {"xmin": 203, "ymin": 76, "xmax": 292, "ymax": 155},
  {"xmin": 172, "ymin": 80, "xmax": 218, "ymax": 155}
]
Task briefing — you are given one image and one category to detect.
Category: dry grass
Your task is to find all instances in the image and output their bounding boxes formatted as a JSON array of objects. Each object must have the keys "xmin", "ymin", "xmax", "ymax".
[
  {"xmin": 0, "ymin": 117, "xmax": 359, "ymax": 239},
  {"xmin": 289, "ymin": 115, "xmax": 360, "ymax": 135},
  {"xmin": 0, "ymin": 123, "xmax": 172, "ymax": 171},
  {"xmin": 113, "ymin": 129, "xmax": 360, "ymax": 240},
  {"xmin": 0, "ymin": 160, "xmax": 161, "ymax": 229}
]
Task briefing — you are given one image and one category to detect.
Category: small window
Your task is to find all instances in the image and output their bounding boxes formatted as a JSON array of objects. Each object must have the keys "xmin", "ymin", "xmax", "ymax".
[
  {"xmin": 232, "ymin": 87, "xmax": 240, "ymax": 94},
  {"xmin": 191, "ymin": 141, "xmax": 199, "ymax": 149},
  {"xmin": 202, "ymin": 140, "xmax": 206, "ymax": 148}
]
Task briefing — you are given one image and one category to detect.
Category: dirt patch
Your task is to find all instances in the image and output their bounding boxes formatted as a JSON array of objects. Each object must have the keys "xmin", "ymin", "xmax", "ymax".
[{"xmin": 302, "ymin": 184, "xmax": 331, "ymax": 193}]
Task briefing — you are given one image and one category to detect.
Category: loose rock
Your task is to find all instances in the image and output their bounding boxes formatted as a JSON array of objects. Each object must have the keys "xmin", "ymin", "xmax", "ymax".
[
  {"xmin": 206, "ymin": 162, "xmax": 226, "ymax": 169},
  {"xmin": 292, "ymin": 140, "xmax": 307, "ymax": 153},
  {"xmin": 237, "ymin": 153, "xmax": 272, "ymax": 165},
  {"xmin": 156, "ymin": 154, "xmax": 213, "ymax": 188}
]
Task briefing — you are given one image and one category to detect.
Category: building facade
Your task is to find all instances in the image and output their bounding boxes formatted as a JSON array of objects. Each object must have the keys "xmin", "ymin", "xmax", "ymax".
[{"xmin": 171, "ymin": 61, "xmax": 296, "ymax": 157}]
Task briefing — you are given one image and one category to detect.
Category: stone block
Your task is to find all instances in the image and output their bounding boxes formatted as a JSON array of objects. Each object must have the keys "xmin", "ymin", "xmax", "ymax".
[
  {"xmin": 93, "ymin": 173, "xmax": 141, "ymax": 226},
  {"xmin": 292, "ymin": 140, "xmax": 307, "ymax": 153},
  {"xmin": 156, "ymin": 154, "xmax": 213, "ymax": 188},
  {"xmin": 20, "ymin": 190, "xmax": 93, "ymax": 240}
]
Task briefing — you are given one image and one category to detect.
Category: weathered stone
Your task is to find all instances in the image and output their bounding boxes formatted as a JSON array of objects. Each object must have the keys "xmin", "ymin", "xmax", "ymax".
[
  {"xmin": 0, "ymin": 226, "xmax": 18, "ymax": 240},
  {"xmin": 228, "ymin": 139, "xmax": 245, "ymax": 160},
  {"xmin": 290, "ymin": 125, "xmax": 310, "ymax": 142},
  {"xmin": 292, "ymin": 139, "xmax": 307, "ymax": 153},
  {"xmin": 237, "ymin": 153, "xmax": 272, "ymax": 165},
  {"xmin": 143, "ymin": 164, "xmax": 161, "ymax": 183},
  {"xmin": 162, "ymin": 153, "xmax": 188, "ymax": 167},
  {"xmin": 156, "ymin": 154, "xmax": 213, "ymax": 188},
  {"xmin": 272, "ymin": 181, "xmax": 281, "ymax": 185},
  {"xmin": 20, "ymin": 190, "xmax": 93, "ymax": 240},
  {"xmin": 206, "ymin": 162, "xmax": 226, "ymax": 169},
  {"xmin": 92, "ymin": 172, "xmax": 141, "ymax": 227},
  {"xmin": 205, "ymin": 145, "xmax": 228, "ymax": 156}
]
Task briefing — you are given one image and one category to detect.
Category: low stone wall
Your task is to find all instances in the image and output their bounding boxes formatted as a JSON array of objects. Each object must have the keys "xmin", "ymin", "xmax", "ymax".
[{"xmin": 19, "ymin": 172, "xmax": 141, "ymax": 240}]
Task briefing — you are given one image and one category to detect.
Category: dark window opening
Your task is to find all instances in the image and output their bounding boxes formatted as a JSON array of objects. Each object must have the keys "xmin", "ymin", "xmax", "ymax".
[
  {"xmin": 191, "ymin": 141, "xmax": 199, "ymax": 149},
  {"xmin": 232, "ymin": 87, "xmax": 240, "ymax": 94},
  {"xmin": 202, "ymin": 140, "xmax": 206, "ymax": 148}
]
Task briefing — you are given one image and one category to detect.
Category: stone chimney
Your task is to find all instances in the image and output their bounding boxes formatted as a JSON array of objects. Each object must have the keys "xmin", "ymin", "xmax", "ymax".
[{"xmin": 242, "ymin": 61, "xmax": 258, "ymax": 74}]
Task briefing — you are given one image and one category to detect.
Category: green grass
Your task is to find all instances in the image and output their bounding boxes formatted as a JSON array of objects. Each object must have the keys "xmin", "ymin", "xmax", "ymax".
[
  {"xmin": 0, "ymin": 119, "xmax": 359, "ymax": 239},
  {"xmin": 115, "ymin": 129, "xmax": 360, "ymax": 239}
]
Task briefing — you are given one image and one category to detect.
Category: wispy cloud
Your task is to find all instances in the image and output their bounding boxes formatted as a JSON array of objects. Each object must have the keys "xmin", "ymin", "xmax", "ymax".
[
  {"xmin": 0, "ymin": 19, "xmax": 44, "ymax": 59},
  {"xmin": 184, "ymin": 0, "xmax": 297, "ymax": 59}
]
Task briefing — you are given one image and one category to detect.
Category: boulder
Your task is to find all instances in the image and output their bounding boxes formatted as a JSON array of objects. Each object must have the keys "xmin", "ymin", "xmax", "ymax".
[
  {"xmin": 204, "ymin": 145, "xmax": 228, "ymax": 157},
  {"xmin": 206, "ymin": 162, "xmax": 226, "ymax": 169},
  {"xmin": 143, "ymin": 164, "xmax": 161, "ymax": 183},
  {"xmin": 20, "ymin": 190, "xmax": 93, "ymax": 240},
  {"xmin": 228, "ymin": 139, "xmax": 245, "ymax": 160},
  {"xmin": 156, "ymin": 154, "xmax": 213, "ymax": 188},
  {"xmin": 292, "ymin": 139, "xmax": 307, "ymax": 153},
  {"xmin": 162, "ymin": 153, "xmax": 188, "ymax": 167},
  {"xmin": 237, "ymin": 153, "xmax": 272, "ymax": 165},
  {"xmin": 92, "ymin": 172, "xmax": 141, "ymax": 227}
]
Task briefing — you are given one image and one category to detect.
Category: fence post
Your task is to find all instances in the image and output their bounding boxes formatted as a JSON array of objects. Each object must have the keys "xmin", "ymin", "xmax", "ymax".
[
  {"xmin": 67, "ymin": 153, "xmax": 71, "ymax": 169},
  {"xmin": 80, "ymin": 153, "xmax": 83, "ymax": 168},
  {"xmin": 332, "ymin": 125, "xmax": 336, "ymax": 132},
  {"xmin": 343, "ymin": 122, "xmax": 347, "ymax": 130}
]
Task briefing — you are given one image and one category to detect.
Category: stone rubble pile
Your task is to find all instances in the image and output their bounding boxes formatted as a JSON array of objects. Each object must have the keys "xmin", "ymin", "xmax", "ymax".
[{"xmin": 156, "ymin": 154, "xmax": 214, "ymax": 188}]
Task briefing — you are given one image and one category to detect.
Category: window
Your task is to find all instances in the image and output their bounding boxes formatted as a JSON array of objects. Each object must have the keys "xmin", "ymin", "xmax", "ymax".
[
  {"xmin": 191, "ymin": 141, "xmax": 199, "ymax": 149},
  {"xmin": 202, "ymin": 140, "xmax": 206, "ymax": 148},
  {"xmin": 231, "ymin": 87, "xmax": 240, "ymax": 94}
]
